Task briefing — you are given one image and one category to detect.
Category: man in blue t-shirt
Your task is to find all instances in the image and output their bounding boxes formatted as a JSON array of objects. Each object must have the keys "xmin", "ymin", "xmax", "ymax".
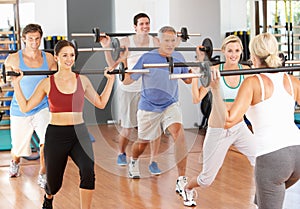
[{"xmin": 123, "ymin": 25, "xmax": 193, "ymax": 195}]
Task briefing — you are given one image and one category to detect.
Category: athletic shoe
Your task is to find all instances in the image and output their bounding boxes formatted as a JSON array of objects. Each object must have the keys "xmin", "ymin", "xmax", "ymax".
[
  {"xmin": 37, "ymin": 174, "xmax": 47, "ymax": 189},
  {"xmin": 42, "ymin": 195, "xmax": 53, "ymax": 209},
  {"xmin": 182, "ymin": 189, "xmax": 197, "ymax": 207},
  {"xmin": 9, "ymin": 160, "xmax": 20, "ymax": 178},
  {"xmin": 117, "ymin": 153, "xmax": 127, "ymax": 166},
  {"xmin": 175, "ymin": 176, "xmax": 188, "ymax": 196},
  {"xmin": 128, "ymin": 158, "xmax": 140, "ymax": 179},
  {"xmin": 148, "ymin": 161, "xmax": 161, "ymax": 175}
]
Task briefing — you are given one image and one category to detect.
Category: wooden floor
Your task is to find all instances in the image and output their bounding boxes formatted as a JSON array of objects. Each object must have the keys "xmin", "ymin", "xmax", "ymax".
[{"xmin": 0, "ymin": 124, "xmax": 299, "ymax": 209}]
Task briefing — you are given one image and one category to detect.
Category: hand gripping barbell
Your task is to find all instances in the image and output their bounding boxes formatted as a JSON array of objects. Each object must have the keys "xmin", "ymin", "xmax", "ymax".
[
  {"xmin": 71, "ymin": 27, "xmax": 201, "ymax": 43},
  {"xmin": 142, "ymin": 56, "xmax": 300, "ymax": 87},
  {"xmin": 0, "ymin": 62, "xmax": 148, "ymax": 84}
]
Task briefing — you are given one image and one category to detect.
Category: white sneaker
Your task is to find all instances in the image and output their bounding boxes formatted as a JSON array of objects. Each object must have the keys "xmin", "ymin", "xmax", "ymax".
[
  {"xmin": 182, "ymin": 189, "xmax": 197, "ymax": 207},
  {"xmin": 37, "ymin": 174, "xmax": 47, "ymax": 189},
  {"xmin": 175, "ymin": 176, "xmax": 188, "ymax": 196},
  {"xmin": 9, "ymin": 161, "xmax": 20, "ymax": 178},
  {"xmin": 128, "ymin": 158, "xmax": 140, "ymax": 179}
]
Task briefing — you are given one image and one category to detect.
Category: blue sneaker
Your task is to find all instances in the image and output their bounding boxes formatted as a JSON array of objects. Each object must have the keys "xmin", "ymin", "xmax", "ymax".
[
  {"xmin": 149, "ymin": 161, "xmax": 161, "ymax": 175},
  {"xmin": 117, "ymin": 153, "xmax": 127, "ymax": 166}
]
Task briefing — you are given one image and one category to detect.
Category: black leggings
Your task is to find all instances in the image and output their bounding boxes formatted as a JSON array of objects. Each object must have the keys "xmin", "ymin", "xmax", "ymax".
[{"xmin": 44, "ymin": 123, "xmax": 95, "ymax": 195}]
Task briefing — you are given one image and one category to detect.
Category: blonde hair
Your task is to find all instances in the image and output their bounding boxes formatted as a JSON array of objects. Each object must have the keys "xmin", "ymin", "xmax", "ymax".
[
  {"xmin": 221, "ymin": 35, "xmax": 243, "ymax": 51},
  {"xmin": 249, "ymin": 33, "xmax": 282, "ymax": 67}
]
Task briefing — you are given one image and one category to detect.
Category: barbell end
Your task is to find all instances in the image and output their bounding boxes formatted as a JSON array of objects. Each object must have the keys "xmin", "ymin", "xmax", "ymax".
[
  {"xmin": 169, "ymin": 73, "xmax": 203, "ymax": 80},
  {"xmin": 71, "ymin": 33, "xmax": 94, "ymax": 37}
]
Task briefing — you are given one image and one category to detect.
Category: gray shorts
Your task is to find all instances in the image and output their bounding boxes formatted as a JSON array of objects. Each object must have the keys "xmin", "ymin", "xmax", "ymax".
[
  {"xmin": 254, "ymin": 145, "xmax": 300, "ymax": 209},
  {"xmin": 137, "ymin": 102, "xmax": 183, "ymax": 140},
  {"xmin": 118, "ymin": 89, "xmax": 140, "ymax": 128}
]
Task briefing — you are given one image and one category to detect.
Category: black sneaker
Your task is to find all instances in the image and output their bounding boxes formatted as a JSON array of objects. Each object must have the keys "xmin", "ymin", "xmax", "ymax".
[{"xmin": 42, "ymin": 195, "xmax": 53, "ymax": 209}]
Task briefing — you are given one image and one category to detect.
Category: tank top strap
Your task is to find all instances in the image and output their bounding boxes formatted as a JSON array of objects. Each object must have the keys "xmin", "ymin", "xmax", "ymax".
[
  {"xmin": 255, "ymin": 74, "xmax": 265, "ymax": 101},
  {"xmin": 49, "ymin": 74, "xmax": 55, "ymax": 86},
  {"xmin": 128, "ymin": 35, "xmax": 154, "ymax": 47},
  {"xmin": 284, "ymin": 73, "xmax": 294, "ymax": 97},
  {"xmin": 18, "ymin": 50, "xmax": 49, "ymax": 69},
  {"xmin": 18, "ymin": 50, "xmax": 26, "ymax": 67},
  {"xmin": 148, "ymin": 36, "xmax": 154, "ymax": 47},
  {"xmin": 219, "ymin": 63, "xmax": 224, "ymax": 71},
  {"xmin": 40, "ymin": 51, "xmax": 49, "ymax": 69},
  {"xmin": 128, "ymin": 35, "xmax": 135, "ymax": 47}
]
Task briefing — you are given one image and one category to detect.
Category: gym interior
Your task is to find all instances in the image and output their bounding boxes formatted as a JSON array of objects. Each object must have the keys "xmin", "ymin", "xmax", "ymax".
[{"xmin": 0, "ymin": 0, "xmax": 300, "ymax": 208}]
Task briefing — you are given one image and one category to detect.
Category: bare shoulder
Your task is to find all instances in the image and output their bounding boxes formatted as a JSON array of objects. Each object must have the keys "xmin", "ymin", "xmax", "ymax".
[
  {"xmin": 45, "ymin": 52, "xmax": 57, "ymax": 70},
  {"xmin": 119, "ymin": 37, "xmax": 130, "ymax": 46},
  {"xmin": 4, "ymin": 52, "xmax": 19, "ymax": 68},
  {"xmin": 241, "ymin": 64, "xmax": 251, "ymax": 78},
  {"xmin": 78, "ymin": 74, "xmax": 90, "ymax": 86},
  {"xmin": 152, "ymin": 36, "xmax": 160, "ymax": 46},
  {"xmin": 45, "ymin": 52, "xmax": 54, "ymax": 59},
  {"xmin": 241, "ymin": 64, "xmax": 250, "ymax": 69},
  {"xmin": 39, "ymin": 77, "xmax": 50, "ymax": 91},
  {"xmin": 286, "ymin": 73, "xmax": 300, "ymax": 84},
  {"xmin": 243, "ymin": 74, "xmax": 259, "ymax": 86}
]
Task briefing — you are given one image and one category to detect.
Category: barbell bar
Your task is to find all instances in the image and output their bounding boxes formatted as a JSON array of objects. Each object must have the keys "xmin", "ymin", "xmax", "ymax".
[
  {"xmin": 71, "ymin": 27, "xmax": 201, "ymax": 43},
  {"xmin": 141, "ymin": 57, "xmax": 300, "ymax": 87},
  {"xmin": 72, "ymin": 37, "xmax": 216, "ymax": 61},
  {"xmin": 0, "ymin": 62, "xmax": 148, "ymax": 84}
]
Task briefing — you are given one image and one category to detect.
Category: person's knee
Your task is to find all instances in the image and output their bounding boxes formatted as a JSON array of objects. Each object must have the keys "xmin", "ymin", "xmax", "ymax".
[
  {"xmin": 170, "ymin": 126, "xmax": 184, "ymax": 141},
  {"xmin": 80, "ymin": 165, "xmax": 95, "ymax": 190},
  {"xmin": 45, "ymin": 180, "xmax": 62, "ymax": 195},
  {"xmin": 197, "ymin": 174, "xmax": 214, "ymax": 188},
  {"xmin": 120, "ymin": 127, "xmax": 132, "ymax": 138}
]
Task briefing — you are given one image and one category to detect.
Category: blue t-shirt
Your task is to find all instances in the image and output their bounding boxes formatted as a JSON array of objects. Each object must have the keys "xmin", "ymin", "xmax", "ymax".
[
  {"xmin": 130, "ymin": 49, "xmax": 188, "ymax": 112},
  {"xmin": 10, "ymin": 50, "xmax": 49, "ymax": 116}
]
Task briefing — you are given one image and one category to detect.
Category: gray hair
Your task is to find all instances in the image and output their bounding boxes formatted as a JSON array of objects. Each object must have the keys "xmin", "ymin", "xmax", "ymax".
[{"xmin": 158, "ymin": 26, "xmax": 176, "ymax": 40}]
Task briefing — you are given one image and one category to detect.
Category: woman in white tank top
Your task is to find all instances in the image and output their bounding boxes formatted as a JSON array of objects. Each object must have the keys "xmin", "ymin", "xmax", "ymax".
[{"xmin": 209, "ymin": 33, "xmax": 300, "ymax": 209}]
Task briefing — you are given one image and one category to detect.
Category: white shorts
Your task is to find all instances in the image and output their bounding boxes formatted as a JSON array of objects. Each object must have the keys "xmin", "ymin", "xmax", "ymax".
[
  {"xmin": 10, "ymin": 108, "xmax": 50, "ymax": 157},
  {"xmin": 119, "ymin": 89, "xmax": 140, "ymax": 128},
  {"xmin": 137, "ymin": 102, "xmax": 183, "ymax": 140}
]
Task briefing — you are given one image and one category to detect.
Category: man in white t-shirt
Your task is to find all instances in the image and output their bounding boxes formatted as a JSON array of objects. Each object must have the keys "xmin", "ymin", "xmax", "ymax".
[{"xmin": 100, "ymin": 13, "xmax": 162, "ymax": 175}]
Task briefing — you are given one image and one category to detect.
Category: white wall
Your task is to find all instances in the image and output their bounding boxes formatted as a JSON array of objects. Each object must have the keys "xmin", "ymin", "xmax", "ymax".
[
  {"xmin": 114, "ymin": 0, "xmax": 169, "ymax": 32},
  {"xmin": 32, "ymin": 0, "xmax": 67, "ymax": 37},
  {"xmin": 220, "ymin": 0, "xmax": 248, "ymax": 35}
]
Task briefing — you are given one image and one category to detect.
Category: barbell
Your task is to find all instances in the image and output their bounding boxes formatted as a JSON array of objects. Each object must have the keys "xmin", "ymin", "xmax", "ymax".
[
  {"xmin": 71, "ymin": 27, "xmax": 201, "ymax": 43},
  {"xmin": 0, "ymin": 62, "xmax": 148, "ymax": 84},
  {"xmin": 141, "ymin": 57, "xmax": 300, "ymax": 87},
  {"xmin": 73, "ymin": 37, "xmax": 217, "ymax": 61}
]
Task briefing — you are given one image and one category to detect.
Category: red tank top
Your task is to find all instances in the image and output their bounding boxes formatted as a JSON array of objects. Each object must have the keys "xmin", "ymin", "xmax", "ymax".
[{"xmin": 48, "ymin": 74, "xmax": 85, "ymax": 112}]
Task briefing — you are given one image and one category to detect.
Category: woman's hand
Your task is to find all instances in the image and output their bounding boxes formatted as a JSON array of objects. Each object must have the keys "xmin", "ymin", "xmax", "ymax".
[
  {"xmin": 209, "ymin": 66, "xmax": 221, "ymax": 90},
  {"xmin": 99, "ymin": 35, "xmax": 112, "ymax": 48},
  {"xmin": 196, "ymin": 46, "xmax": 206, "ymax": 62},
  {"xmin": 103, "ymin": 66, "xmax": 116, "ymax": 81},
  {"xmin": 119, "ymin": 45, "xmax": 129, "ymax": 61}
]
